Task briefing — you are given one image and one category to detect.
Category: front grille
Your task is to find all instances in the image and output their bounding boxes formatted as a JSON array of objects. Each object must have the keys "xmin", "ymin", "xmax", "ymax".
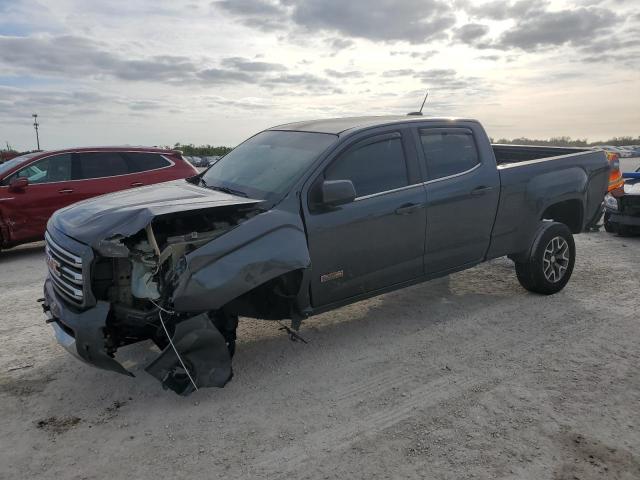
[
  {"xmin": 45, "ymin": 231, "xmax": 85, "ymax": 305},
  {"xmin": 621, "ymin": 195, "xmax": 640, "ymax": 215}
]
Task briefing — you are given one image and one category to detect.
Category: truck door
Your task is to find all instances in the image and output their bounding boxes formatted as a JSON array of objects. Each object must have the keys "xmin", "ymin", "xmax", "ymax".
[
  {"xmin": 417, "ymin": 127, "xmax": 500, "ymax": 274},
  {"xmin": 304, "ymin": 131, "xmax": 427, "ymax": 307}
]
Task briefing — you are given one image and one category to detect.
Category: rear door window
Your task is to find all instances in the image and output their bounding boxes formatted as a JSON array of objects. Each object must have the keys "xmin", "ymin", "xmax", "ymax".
[
  {"xmin": 9, "ymin": 154, "xmax": 73, "ymax": 184},
  {"xmin": 325, "ymin": 136, "xmax": 409, "ymax": 197},
  {"xmin": 124, "ymin": 152, "xmax": 172, "ymax": 173},
  {"xmin": 419, "ymin": 130, "xmax": 480, "ymax": 180},
  {"xmin": 74, "ymin": 152, "xmax": 130, "ymax": 179}
]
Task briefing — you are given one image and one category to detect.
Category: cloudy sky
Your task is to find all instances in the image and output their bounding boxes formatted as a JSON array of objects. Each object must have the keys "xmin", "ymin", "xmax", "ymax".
[{"xmin": 0, "ymin": 0, "xmax": 638, "ymax": 150}]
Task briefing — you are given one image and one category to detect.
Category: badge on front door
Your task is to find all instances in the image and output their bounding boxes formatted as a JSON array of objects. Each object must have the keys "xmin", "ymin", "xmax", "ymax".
[{"xmin": 320, "ymin": 270, "xmax": 344, "ymax": 283}]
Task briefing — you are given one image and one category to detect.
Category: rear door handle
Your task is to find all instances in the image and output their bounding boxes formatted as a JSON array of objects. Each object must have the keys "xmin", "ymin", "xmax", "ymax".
[
  {"xmin": 58, "ymin": 189, "xmax": 74, "ymax": 194},
  {"xmin": 395, "ymin": 203, "xmax": 424, "ymax": 215},
  {"xmin": 470, "ymin": 186, "xmax": 493, "ymax": 196},
  {"xmin": 131, "ymin": 182, "xmax": 144, "ymax": 187}
]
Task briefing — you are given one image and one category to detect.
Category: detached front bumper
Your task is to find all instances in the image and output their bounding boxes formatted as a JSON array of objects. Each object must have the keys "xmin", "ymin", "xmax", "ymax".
[{"xmin": 43, "ymin": 278, "xmax": 132, "ymax": 376}]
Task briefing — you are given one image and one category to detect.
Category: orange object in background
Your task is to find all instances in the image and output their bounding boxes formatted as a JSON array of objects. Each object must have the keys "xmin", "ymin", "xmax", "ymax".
[{"xmin": 606, "ymin": 152, "xmax": 624, "ymax": 191}]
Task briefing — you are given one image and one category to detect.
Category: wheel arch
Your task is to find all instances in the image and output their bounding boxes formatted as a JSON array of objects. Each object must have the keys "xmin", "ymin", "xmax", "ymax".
[
  {"xmin": 540, "ymin": 198, "xmax": 584, "ymax": 234},
  {"xmin": 170, "ymin": 209, "xmax": 312, "ymax": 315}
]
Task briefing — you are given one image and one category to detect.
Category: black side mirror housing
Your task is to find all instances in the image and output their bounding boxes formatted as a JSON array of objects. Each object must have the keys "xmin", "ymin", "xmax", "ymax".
[
  {"xmin": 8, "ymin": 177, "xmax": 29, "ymax": 192},
  {"xmin": 321, "ymin": 180, "xmax": 356, "ymax": 207}
]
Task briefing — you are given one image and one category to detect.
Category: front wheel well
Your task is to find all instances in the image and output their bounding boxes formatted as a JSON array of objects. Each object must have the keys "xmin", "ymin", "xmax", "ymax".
[
  {"xmin": 541, "ymin": 199, "xmax": 583, "ymax": 233},
  {"xmin": 223, "ymin": 269, "xmax": 305, "ymax": 320}
]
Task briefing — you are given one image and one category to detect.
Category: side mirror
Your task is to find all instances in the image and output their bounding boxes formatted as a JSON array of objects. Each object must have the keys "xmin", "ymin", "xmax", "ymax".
[
  {"xmin": 8, "ymin": 177, "xmax": 29, "ymax": 192},
  {"xmin": 321, "ymin": 180, "xmax": 356, "ymax": 207}
]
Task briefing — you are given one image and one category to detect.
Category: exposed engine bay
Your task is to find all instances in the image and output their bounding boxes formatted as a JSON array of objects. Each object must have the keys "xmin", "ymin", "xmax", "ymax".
[{"xmin": 88, "ymin": 205, "xmax": 255, "ymax": 394}]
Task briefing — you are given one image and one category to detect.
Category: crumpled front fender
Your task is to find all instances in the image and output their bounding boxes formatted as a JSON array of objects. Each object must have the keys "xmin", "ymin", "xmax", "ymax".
[{"xmin": 171, "ymin": 209, "xmax": 311, "ymax": 312}]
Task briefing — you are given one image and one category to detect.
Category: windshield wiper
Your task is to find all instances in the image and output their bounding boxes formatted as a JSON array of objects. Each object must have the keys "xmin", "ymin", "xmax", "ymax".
[{"xmin": 209, "ymin": 184, "xmax": 248, "ymax": 197}]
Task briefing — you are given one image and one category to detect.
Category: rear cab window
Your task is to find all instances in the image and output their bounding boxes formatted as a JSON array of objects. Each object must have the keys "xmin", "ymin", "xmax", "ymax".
[{"xmin": 419, "ymin": 129, "xmax": 480, "ymax": 180}]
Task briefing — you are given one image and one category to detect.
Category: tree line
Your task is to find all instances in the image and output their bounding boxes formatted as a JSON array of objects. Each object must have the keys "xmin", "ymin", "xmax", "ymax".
[
  {"xmin": 491, "ymin": 136, "xmax": 640, "ymax": 147},
  {"xmin": 170, "ymin": 143, "xmax": 233, "ymax": 156}
]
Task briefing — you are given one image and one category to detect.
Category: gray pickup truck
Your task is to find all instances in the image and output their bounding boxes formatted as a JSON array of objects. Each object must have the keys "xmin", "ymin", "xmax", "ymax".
[{"xmin": 42, "ymin": 116, "xmax": 609, "ymax": 395}]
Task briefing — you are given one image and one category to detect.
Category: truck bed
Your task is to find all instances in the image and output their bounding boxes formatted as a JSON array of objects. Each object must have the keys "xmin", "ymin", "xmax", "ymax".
[{"xmin": 492, "ymin": 144, "xmax": 588, "ymax": 165}]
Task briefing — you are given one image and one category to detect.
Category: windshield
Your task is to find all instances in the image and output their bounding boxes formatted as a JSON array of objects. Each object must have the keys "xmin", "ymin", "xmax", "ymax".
[
  {"xmin": 0, "ymin": 152, "xmax": 41, "ymax": 178},
  {"xmin": 200, "ymin": 130, "xmax": 337, "ymax": 200}
]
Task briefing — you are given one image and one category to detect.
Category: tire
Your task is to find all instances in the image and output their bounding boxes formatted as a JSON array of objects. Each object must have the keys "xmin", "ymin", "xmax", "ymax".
[
  {"xmin": 209, "ymin": 311, "xmax": 238, "ymax": 358},
  {"xmin": 603, "ymin": 212, "xmax": 616, "ymax": 233},
  {"xmin": 617, "ymin": 225, "xmax": 633, "ymax": 237},
  {"xmin": 515, "ymin": 222, "xmax": 575, "ymax": 295}
]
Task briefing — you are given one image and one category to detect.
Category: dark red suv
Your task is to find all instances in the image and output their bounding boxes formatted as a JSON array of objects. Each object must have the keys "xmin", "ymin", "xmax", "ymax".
[{"xmin": 0, "ymin": 147, "xmax": 198, "ymax": 251}]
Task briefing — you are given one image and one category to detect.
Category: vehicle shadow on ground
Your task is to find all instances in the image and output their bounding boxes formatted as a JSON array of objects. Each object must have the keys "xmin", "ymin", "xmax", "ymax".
[{"xmin": 0, "ymin": 242, "xmax": 45, "ymax": 262}]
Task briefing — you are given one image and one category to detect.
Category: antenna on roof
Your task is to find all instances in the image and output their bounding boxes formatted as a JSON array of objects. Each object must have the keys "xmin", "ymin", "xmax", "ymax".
[{"xmin": 407, "ymin": 91, "xmax": 428, "ymax": 116}]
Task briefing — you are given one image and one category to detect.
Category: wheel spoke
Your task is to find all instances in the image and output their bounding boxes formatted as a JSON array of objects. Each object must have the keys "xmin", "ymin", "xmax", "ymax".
[{"xmin": 542, "ymin": 236, "xmax": 571, "ymax": 283}]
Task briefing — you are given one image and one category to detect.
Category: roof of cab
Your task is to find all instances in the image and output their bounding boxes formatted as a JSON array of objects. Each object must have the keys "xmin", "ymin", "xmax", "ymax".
[{"xmin": 268, "ymin": 115, "xmax": 476, "ymax": 135}]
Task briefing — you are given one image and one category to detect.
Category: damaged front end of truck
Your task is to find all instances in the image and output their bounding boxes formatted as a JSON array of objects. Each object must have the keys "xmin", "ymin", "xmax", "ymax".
[{"xmin": 43, "ymin": 180, "xmax": 312, "ymax": 395}]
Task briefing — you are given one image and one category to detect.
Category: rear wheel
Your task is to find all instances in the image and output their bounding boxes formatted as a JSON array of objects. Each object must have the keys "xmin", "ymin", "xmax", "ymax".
[{"xmin": 515, "ymin": 222, "xmax": 575, "ymax": 295}]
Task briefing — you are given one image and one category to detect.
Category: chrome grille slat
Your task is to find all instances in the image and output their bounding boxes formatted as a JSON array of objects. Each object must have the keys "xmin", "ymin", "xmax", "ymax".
[
  {"xmin": 45, "ymin": 231, "xmax": 82, "ymax": 267},
  {"xmin": 45, "ymin": 232, "xmax": 85, "ymax": 305},
  {"xmin": 50, "ymin": 272, "xmax": 84, "ymax": 300}
]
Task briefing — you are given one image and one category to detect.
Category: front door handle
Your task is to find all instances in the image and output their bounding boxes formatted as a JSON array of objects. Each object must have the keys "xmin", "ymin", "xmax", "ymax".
[
  {"xmin": 395, "ymin": 203, "xmax": 424, "ymax": 215},
  {"xmin": 58, "ymin": 189, "xmax": 74, "ymax": 194},
  {"xmin": 131, "ymin": 182, "xmax": 144, "ymax": 187},
  {"xmin": 470, "ymin": 186, "xmax": 493, "ymax": 196}
]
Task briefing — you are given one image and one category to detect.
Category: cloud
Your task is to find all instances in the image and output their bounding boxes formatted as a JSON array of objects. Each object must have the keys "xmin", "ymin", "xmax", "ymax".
[
  {"xmin": 220, "ymin": 56, "xmax": 287, "ymax": 72},
  {"xmin": 325, "ymin": 69, "xmax": 364, "ymax": 79},
  {"xmin": 214, "ymin": 0, "xmax": 456, "ymax": 44},
  {"xmin": 389, "ymin": 50, "xmax": 437, "ymax": 60},
  {"xmin": 0, "ymin": 35, "xmax": 336, "ymax": 91},
  {"xmin": 290, "ymin": 0, "xmax": 455, "ymax": 43},
  {"xmin": 213, "ymin": 0, "xmax": 287, "ymax": 31},
  {"xmin": 457, "ymin": 0, "xmax": 547, "ymax": 21},
  {"xmin": 265, "ymin": 72, "xmax": 332, "ymax": 87},
  {"xmin": 453, "ymin": 23, "xmax": 490, "ymax": 44},
  {"xmin": 382, "ymin": 69, "xmax": 416, "ymax": 78},
  {"xmin": 128, "ymin": 100, "xmax": 165, "ymax": 111},
  {"xmin": 0, "ymin": 85, "xmax": 118, "ymax": 121},
  {"xmin": 497, "ymin": 7, "xmax": 619, "ymax": 50},
  {"xmin": 477, "ymin": 54, "xmax": 501, "ymax": 61},
  {"xmin": 324, "ymin": 37, "xmax": 355, "ymax": 51},
  {"xmin": 381, "ymin": 68, "xmax": 488, "ymax": 94},
  {"xmin": 0, "ymin": 35, "xmax": 197, "ymax": 82},
  {"xmin": 195, "ymin": 68, "xmax": 255, "ymax": 84},
  {"xmin": 214, "ymin": 0, "xmax": 285, "ymax": 17}
]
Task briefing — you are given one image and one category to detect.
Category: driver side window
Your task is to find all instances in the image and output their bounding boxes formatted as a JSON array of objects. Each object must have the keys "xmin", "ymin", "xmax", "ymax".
[
  {"xmin": 325, "ymin": 136, "xmax": 409, "ymax": 198},
  {"xmin": 11, "ymin": 154, "xmax": 73, "ymax": 184}
]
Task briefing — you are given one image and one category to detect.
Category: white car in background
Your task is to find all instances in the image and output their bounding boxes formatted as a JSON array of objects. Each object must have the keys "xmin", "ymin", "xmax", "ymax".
[{"xmin": 619, "ymin": 146, "xmax": 639, "ymax": 158}]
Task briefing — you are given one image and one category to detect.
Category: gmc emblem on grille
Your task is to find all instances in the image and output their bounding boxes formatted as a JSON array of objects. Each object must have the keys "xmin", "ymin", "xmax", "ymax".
[{"xmin": 46, "ymin": 254, "xmax": 61, "ymax": 277}]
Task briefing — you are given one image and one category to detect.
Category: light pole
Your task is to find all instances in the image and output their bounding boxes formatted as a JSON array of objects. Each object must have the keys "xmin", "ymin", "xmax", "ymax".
[{"xmin": 32, "ymin": 113, "xmax": 40, "ymax": 150}]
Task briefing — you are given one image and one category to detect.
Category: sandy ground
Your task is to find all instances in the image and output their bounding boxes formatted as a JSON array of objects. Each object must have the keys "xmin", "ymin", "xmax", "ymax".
[{"xmin": 0, "ymin": 231, "xmax": 639, "ymax": 480}]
